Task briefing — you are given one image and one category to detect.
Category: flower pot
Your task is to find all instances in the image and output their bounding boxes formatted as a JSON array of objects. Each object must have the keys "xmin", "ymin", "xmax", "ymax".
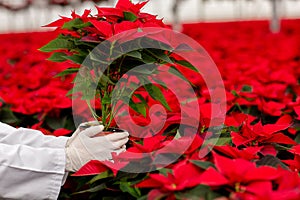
[
  {"xmin": 79, "ymin": 122, "xmax": 125, "ymax": 137},
  {"xmin": 94, "ymin": 127, "xmax": 126, "ymax": 137}
]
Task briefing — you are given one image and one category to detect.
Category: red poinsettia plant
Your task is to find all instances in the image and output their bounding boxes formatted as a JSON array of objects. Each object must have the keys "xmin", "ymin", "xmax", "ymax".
[
  {"xmin": 40, "ymin": 0, "xmax": 194, "ymax": 131},
  {"xmin": 1, "ymin": 13, "xmax": 300, "ymax": 199},
  {"xmin": 33, "ymin": 0, "xmax": 300, "ymax": 199}
]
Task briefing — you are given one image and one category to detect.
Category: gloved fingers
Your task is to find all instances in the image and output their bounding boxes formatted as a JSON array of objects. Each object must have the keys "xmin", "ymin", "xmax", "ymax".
[
  {"xmin": 105, "ymin": 131, "xmax": 129, "ymax": 141},
  {"xmin": 79, "ymin": 121, "xmax": 102, "ymax": 130},
  {"xmin": 81, "ymin": 125, "xmax": 105, "ymax": 137},
  {"xmin": 113, "ymin": 145, "xmax": 126, "ymax": 155},
  {"xmin": 111, "ymin": 137, "xmax": 129, "ymax": 149},
  {"xmin": 67, "ymin": 128, "xmax": 80, "ymax": 144},
  {"xmin": 67, "ymin": 124, "xmax": 87, "ymax": 145},
  {"xmin": 94, "ymin": 152, "xmax": 113, "ymax": 161}
]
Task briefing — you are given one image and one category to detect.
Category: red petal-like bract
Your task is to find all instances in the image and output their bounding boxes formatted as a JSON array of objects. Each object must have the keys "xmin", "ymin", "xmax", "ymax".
[{"xmin": 73, "ymin": 160, "xmax": 108, "ymax": 176}]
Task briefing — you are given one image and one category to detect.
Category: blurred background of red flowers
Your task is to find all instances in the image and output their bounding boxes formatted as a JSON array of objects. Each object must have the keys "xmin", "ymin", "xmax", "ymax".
[{"xmin": 0, "ymin": 0, "xmax": 300, "ymax": 199}]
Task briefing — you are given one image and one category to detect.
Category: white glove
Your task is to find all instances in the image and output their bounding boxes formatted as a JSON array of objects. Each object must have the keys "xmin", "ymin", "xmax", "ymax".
[{"xmin": 65, "ymin": 123, "xmax": 129, "ymax": 172}]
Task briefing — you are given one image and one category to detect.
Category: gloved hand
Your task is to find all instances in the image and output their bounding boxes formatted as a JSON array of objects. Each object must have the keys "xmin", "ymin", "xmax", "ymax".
[{"xmin": 65, "ymin": 122, "xmax": 129, "ymax": 172}]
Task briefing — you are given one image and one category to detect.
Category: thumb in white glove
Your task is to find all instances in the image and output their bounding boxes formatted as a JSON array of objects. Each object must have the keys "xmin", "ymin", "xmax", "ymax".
[{"xmin": 65, "ymin": 124, "xmax": 129, "ymax": 172}]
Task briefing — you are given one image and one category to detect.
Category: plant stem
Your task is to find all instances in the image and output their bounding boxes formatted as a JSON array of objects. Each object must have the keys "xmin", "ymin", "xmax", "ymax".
[{"xmin": 86, "ymin": 100, "xmax": 99, "ymax": 121}]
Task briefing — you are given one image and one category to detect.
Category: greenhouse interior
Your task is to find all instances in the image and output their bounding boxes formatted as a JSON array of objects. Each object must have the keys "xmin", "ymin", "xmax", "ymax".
[{"xmin": 0, "ymin": 0, "xmax": 300, "ymax": 200}]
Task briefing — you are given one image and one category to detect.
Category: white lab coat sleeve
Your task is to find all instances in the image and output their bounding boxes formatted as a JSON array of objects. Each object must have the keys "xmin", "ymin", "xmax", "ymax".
[
  {"xmin": 0, "ymin": 122, "xmax": 69, "ymax": 200},
  {"xmin": 0, "ymin": 122, "xmax": 69, "ymax": 148}
]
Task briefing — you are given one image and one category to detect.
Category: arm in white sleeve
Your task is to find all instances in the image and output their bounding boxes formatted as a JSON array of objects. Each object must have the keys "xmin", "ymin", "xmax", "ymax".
[
  {"xmin": 0, "ymin": 122, "xmax": 129, "ymax": 199},
  {"xmin": 0, "ymin": 122, "xmax": 68, "ymax": 200},
  {"xmin": 0, "ymin": 122, "xmax": 68, "ymax": 148}
]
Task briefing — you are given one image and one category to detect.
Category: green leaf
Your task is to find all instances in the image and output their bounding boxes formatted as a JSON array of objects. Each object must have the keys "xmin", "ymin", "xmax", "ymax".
[
  {"xmin": 47, "ymin": 52, "xmax": 68, "ymax": 62},
  {"xmin": 175, "ymin": 185, "xmax": 220, "ymax": 200},
  {"xmin": 0, "ymin": 107, "xmax": 19, "ymax": 124},
  {"xmin": 256, "ymin": 155, "xmax": 289, "ymax": 169},
  {"xmin": 158, "ymin": 168, "xmax": 172, "ymax": 176},
  {"xmin": 45, "ymin": 116, "xmax": 66, "ymax": 130},
  {"xmin": 175, "ymin": 43, "xmax": 193, "ymax": 52},
  {"xmin": 88, "ymin": 171, "xmax": 112, "ymax": 184},
  {"xmin": 62, "ymin": 18, "xmax": 91, "ymax": 30},
  {"xmin": 131, "ymin": 64, "xmax": 157, "ymax": 75},
  {"xmin": 141, "ymin": 53, "xmax": 157, "ymax": 64},
  {"xmin": 273, "ymin": 143, "xmax": 291, "ymax": 151},
  {"xmin": 144, "ymin": 84, "xmax": 171, "ymax": 111},
  {"xmin": 98, "ymin": 73, "xmax": 115, "ymax": 86},
  {"xmin": 54, "ymin": 68, "xmax": 79, "ymax": 77},
  {"xmin": 295, "ymin": 133, "xmax": 300, "ymax": 144},
  {"xmin": 137, "ymin": 195, "xmax": 149, "ymax": 200},
  {"xmin": 123, "ymin": 11, "xmax": 138, "ymax": 22},
  {"xmin": 119, "ymin": 182, "xmax": 141, "ymax": 198},
  {"xmin": 146, "ymin": 49, "xmax": 173, "ymax": 64},
  {"xmin": 215, "ymin": 137, "xmax": 232, "ymax": 145},
  {"xmin": 168, "ymin": 66, "xmax": 189, "ymax": 83},
  {"xmin": 62, "ymin": 18, "xmax": 83, "ymax": 30},
  {"xmin": 102, "ymin": 93, "xmax": 111, "ymax": 105},
  {"xmin": 190, "ymin": 160, "xmax": 215, "ymax": 170},
  {"xmin": 66, "ymin": 88, "xmax": 74, "ymax": 97},
  {"xmin": 126, "ymin": 50, "xmax": 142, "ymax": 59},
  {"xmin": 152, "ymin": 77, "xmax": 167, "ymax": 89},
  {"xmin": 175, "ymin": 60, "xmax": 198, "ymax": 72},
  {"xmin": 39, "ymin": 38, "xmax": 75, "ymax": 52},
  {"xmin": 135, "ymin": 103, "xmax": 147, "ymax": 117},
  {"xmin": 63, "ymin": 54, "xmax": 86, "ymax": 64},
  {"xmin": 128, "ymin": 99, "xmax": 147, "ymax": 117},
  {"xmin": 231, "ymin": 90, "xmax": 239, "ymax": 97},
  {"xmin": 72, "ymin": 183, "xmax": 106, "ymax": 194},
  {"xmin": 241, "ymin": 85, "xmax": 253, "ymax": 92},
  {"xmin": 133, "ymin": 93, "xmax": 147, "ymax": 105}
]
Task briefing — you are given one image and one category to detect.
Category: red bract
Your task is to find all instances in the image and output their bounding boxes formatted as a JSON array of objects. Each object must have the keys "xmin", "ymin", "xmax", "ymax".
[
  {"xmin": 89, "ymin": 20, "xmax": 113, "ymax": 38},
  {"xmin": 129, "ymin": 135, "xmax": 166, "ymax": 153},
  {"xmin": 73, "ymin": 160, "xmax": 109, "ymax": 176},
  {"xmin": 225, "ymin": 112, "xmax": 256, "ymax": 127},
  {"xmin": 136, "ymin": 160, "xmax": 203, "ymax": 193},
  {"xmin": 243, "ymin": 168, "xmax": 300, "ymax": 200},
  {"xmin": 74, "ymin": 153, "xmax": 132, "ymax": 177},
  {"xmin": 153, "ymin": 134, "xmax": 204, "ymax": 157},
  {"xmin": 283, "ymin": 145, "xmax": 300, "ymax": 172},
  {"xmin": 46, "ymin": 0, "xmax": 165, "ymax": 42},
  {"xmin": 200, "ymin": 153, "xmax": 279, "ymax": 195},
  {"xmin": 1, "ymin": 13, "xmax": 300, "ymax": 199},
  {"xmin": 258, "ymin": 100, "xmax": 286, "ymax": 117},
  {"xmin": 294, "ymin": 106, "xmax": 300, "ymax": 120},
  {"xmin": 213, "ymin": 145, "xmax": 261, "ymax": 160},
  {"xmin": 0, "ymin": 32, "xmax": 73, "ymax": 116},
  {"xmin": 271, "ymin": 168, "xmax": 300, "ymax": 199},
  {"xmin": 115, "ymin": 0, "xmax": 147, "ymax": 14},
  {"xmin": 52, "ymin": 128, "xmax": 72, "ymax": 137},
  {"xmin": 30, "ymin": 122, "xmax": 52, "ymax": 135},
  {"xmin": 43, "ymin": 16, "xmax": 71, "ymax": 28},
  {"xmin": 231, "ymin": 115, "xmax": 296, "ymax": 148}
]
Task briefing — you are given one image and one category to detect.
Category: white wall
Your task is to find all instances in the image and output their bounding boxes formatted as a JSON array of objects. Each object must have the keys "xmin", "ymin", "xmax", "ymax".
[{"xmin": 0, "ymin": 0, "xmax": 300, "ymax": 33}]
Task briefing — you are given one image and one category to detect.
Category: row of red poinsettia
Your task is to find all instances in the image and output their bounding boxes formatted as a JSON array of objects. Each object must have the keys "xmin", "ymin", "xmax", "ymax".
[{"xmin": 0, "ymin": 1, "xmax": 299, "ymax": 199}]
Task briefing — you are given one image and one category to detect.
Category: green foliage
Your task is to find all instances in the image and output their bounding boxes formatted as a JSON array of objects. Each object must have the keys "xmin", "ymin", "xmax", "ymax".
[
  {"xmin": 144, "ymin": 84, "xmax": 171, "ymax": 111},
  {"xmin": 190, "ymin": 160, "xmax": 216, "ymax": 170},
  {"xmin": 39, "ymin": 37, "xmax": 76, "ymax": 52},
  {"xmin": 62, "ymin": 18, "xmax": 91, "ymax": 30},
  {"xmin": 241, "ymin": 84, "xmax": 253, "ymax": 92},
  {"xmin": 123, "ymin": 11, "xmax": 138, "ymax": 22},
  {"xmin": 175, "ymin": 185, "xmax": 222, "ymax": 200},
  {"xmin": 0, "ymin": 106, "xmax": 19, "ymax": 124}
]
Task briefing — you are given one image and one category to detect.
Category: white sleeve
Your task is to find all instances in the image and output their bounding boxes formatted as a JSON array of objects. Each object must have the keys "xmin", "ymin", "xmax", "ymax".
[
  {"xmin": 0, "ymin": 122, "xmax": 68, "ymax": 148},
  {"xmin": 0, "ymin": 122, "xmax": 69, "ymax": 200}
]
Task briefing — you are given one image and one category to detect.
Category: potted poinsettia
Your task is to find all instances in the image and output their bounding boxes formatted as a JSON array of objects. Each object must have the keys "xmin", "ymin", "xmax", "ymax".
[{"xmin": 40, "ymin": 0, "xmax": 196, "ymax": 131}]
